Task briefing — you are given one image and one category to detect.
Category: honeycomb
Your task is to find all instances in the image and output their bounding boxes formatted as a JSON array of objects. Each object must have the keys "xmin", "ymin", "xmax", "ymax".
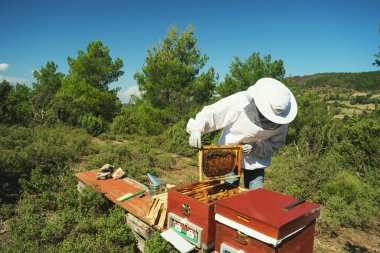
[{"xmin": 202, "ymin": 149, "xmax": 237, "ymax": 177}]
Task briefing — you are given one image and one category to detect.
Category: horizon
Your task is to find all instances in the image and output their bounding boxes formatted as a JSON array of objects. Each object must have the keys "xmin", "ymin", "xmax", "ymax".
[{"xmin": 1, "ymin": 0, "xmax": 379, "ymax": 102}]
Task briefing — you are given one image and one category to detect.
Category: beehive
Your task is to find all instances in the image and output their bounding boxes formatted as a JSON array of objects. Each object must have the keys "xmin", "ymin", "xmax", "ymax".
[
  {"xmin": 167, "ymin": 145, "xmax": 245, "ymax": 250},
  {"xmin": 214, "ymin": 189, "xmax": 320, "ymax": 253}
]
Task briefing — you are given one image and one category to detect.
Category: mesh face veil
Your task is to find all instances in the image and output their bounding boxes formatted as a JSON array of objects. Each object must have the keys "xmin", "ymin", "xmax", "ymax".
[{"xmin": 243, "ymin": 99, "xmax": 282, "ymax": 130}]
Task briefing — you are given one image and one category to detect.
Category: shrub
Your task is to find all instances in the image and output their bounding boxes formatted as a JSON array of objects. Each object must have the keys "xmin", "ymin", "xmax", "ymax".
[
  {"xmin": 4, "ymin": 165, "xmax": 136, "ymax": 252},
  {"xmin": 316, "ymin": 171, "xmax": 378, "ymax": 229},
  {"xmin": 24, "ymin": 126, "xmax": 90, "ymax": 172},
  {"xmin": 268, "ymin": 145, "xmax": 344, "ymax": 200},
  {"xmin": 161, "ymin": 119, "xmax": 196, "ymax": 156},
  {"xmin": 0, "ymin": 125, "xmax": 90, "ymax": 204},
  {"xmin": 156, "ymin": 154, "xmax": 177, "ymax": 171},
  {"xmin": 145, "ymin": 231, "xmax": 179, "ymax": 253},
  {"xmin": 110, "ymin": 105, "xmax": 139, "ymax": 135},
  {"xmin": 81, "ymin": 113, "xmax": 108, "ymax": 136},
  {"xmin": 0, "ymin": 203, "xmax": 14, "ymax": 220},
  {"xmin": 161, "ymin": 118, "xmax": 222, "ymax": 157},
  {"xmin": 84, "ymin": 144, "xmax": 131, "ymax": 170}
]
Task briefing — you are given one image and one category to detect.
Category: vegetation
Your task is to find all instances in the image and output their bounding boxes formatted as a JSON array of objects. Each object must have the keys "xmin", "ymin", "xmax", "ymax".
[
  {"xmin": 131, "ymin": 25, "xmax": 217, "ymax": 135},
  {"xmin": 216, "ymin": 52, "xmax": 286, "ymax": 97},
  {"xmin": 0, "ymin": 81, "xmax": 33, "ymax": 126},
  {"xmin": 290, "ymin": 71, "xmax": 380, "ymax": 91},
  {"xmin": 1, "ymin": 24, "xmax": 379, "ymax": 252},
  {"xmin": 373, "ymin": 22, "xmax": 380, "ymax": 67}
]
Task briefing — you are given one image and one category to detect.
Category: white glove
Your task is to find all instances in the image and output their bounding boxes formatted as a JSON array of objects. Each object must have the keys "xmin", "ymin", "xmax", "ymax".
[
  {"xmin": 242, "ymin": 144, "xmax": 253, "ymax": 154},
  {"xmin": 189, "ymin": 131, "xmax": 202, "ymax": 149}
]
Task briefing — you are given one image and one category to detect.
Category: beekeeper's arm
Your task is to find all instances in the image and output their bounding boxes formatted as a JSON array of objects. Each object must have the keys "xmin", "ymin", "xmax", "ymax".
[
  {"xmin": 187, "ymin": 92, "xmax": 244, "ymax": 148},
  {"xmin": 243, "ymin": 125, "xmax": 288, "ymax": 158}
]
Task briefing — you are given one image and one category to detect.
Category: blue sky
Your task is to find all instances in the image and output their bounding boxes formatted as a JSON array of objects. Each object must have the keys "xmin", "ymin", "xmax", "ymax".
[{"xmin": 1, "ymin": 0, "xmax": 379, "ymax": 102}]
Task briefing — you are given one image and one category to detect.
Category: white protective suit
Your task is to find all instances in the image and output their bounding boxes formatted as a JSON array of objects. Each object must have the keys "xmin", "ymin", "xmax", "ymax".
[{"xmin": 186, "ymin": 90, "xmax": 288, "ymax": 170}]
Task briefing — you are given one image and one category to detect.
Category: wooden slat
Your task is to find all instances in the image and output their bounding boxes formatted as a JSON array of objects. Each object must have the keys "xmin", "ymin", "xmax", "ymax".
[
  {"xmin": 131, "ymin": 230, "xmax": 147, "ymax": 253},
  {"xmin": 126, "ymin": 213, "xmax": 154, "ymax": 239},
  {"xmin": 157, "ymin": 205, "xmax": 167, "ymax": 229},
  {"xmin": 147, "ymin": 193, "xmax": 168, "ymax": 230},
  {"xmin": 198, "ymin": 149, "xmax": 203, "ymax": 182}
]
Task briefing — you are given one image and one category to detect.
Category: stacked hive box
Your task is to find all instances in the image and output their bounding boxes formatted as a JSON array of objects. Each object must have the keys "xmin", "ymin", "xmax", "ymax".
[{"xmin": 214, "ymin": 189, "xmax": 320, "ymax": 253}]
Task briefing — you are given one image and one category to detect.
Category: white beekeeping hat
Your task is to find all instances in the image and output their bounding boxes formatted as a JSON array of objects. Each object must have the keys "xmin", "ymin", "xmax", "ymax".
[{"xmin": 246, "ymin": 78, "xmax": 298, "ymax": 124}]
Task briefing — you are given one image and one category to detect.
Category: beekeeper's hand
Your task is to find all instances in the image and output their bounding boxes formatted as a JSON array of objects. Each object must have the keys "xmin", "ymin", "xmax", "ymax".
[
  {"xmin": 242, "ymin": 144, "xmax": 253, "ymax": 154},
  {"xmin": 189, "ymin": 131, "xmax": 202, "ymax": 149}
]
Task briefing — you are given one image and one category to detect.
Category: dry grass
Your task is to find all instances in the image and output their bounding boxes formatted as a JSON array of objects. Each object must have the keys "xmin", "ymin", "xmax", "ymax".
[{"xmin": 314, "ymin": 224, "xmax": 380, "ymax": 253}]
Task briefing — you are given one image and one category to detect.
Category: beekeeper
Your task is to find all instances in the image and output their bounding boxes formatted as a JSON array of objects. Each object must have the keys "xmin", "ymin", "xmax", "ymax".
[{"xmin": 187, "ymin": 78, "xmax": 297, "ymax": 189}]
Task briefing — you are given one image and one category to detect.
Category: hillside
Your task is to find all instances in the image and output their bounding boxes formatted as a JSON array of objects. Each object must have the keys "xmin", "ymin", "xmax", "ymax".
[
  {"xmin": 289, "ymin": 71, "xmax": 380, "ymax": 118},
  {"xmin": 290, "ymin": 71, "xmax": 380, "ymax": 91}
]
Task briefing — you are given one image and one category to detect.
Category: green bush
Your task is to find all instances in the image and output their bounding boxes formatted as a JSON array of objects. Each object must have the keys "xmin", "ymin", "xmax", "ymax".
[
  {"xmin": 81, "ymin": 113, "xmax": 108, "ymax": 136},
  {"xmin": 269, "ymin": 91, "xmax": 379, "ymax": 230},
  {"xmin": 0, "ymin": 125, "xmax": 90, "ymax": 204},
  {"xmin": 110, "ymin": 105, "xmax": 140, "ymax": 135},
  {"xmin": 84, "ymin": 144, "xmax": 132, "ymax": 170},
  {"xmin": 316, "ymin": 171, "xmax": 378, "ymax": 229},
  {"xmin": 25, "ymin": 126, "xmax": 89, "ymax": 171},
  {"xmin": 155, "ymin": 154, "xmax": 177, "ymax": 171},
  {"xmin": 145, "ymin": 231, "xmax": 179, "ymax": 253},
  {"xmin": 336, "ymin": 117, "xmax": 380, "ymax": 172},
  {"xmin": 161, "ymin": 118, "xmax": 222, "ymax": 157},
  {"xmin": 161, "ymin": 119, "xmax": 196, "ymax": 157},
  {"xmin": 268, "ymin": 146, "xmax": 344, "ymax": 199},
  {"xmin": 0, "ymin": 203, "xmax": 14, "ymax": 220},
  {"xmin": 3, "ymin": 165, "xmax": 136, "ymax": 252}
]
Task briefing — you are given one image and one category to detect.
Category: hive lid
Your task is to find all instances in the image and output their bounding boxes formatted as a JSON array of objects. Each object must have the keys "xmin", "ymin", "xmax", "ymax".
[
  {"xmin": 214, "ymin": 189, "xmax": 320, "ymax": 240},
  {"xmin": 198, "ymin": 145, "xmax": 242, "ymax": 182}
]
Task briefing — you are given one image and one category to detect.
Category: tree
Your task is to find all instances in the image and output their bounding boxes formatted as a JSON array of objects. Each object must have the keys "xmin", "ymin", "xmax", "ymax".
[
  {"xmin": 374, "ymin": 48, "xmax": 380, "ymax": 67},
  {"xmin": 134, "ymin": 25, "xmax": 217, "ymax": 120},
  {"xmin": 54, "ymin": 76, "xmax": 121, "ymax": 126},
  {"xmin": 53, "ymin": 41, "xmax": 123, "ymax": 129},
  {"xmin": 0, "ymin": 80, "xmax": 12, "ymax": 122},
  {"xmin": 31, "ymin": 61, "xmax": 64, "ymax": 124},
  {"xmin": 67, "ymin": 41, "xmax": 124, "ymax": 91},
  {"xmin": 374, "ymin": 22, "xmax": 380, "ymax": 67},
  {"xmin": 0, "ymin": 82, "xmax": 33, "ymax": 126},
  {"xmin": 216, "ymin": 53, "xmax": 285, "ymax": 97}
]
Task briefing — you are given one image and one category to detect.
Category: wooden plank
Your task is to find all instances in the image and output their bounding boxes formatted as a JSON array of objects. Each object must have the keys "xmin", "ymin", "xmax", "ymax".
[
  {"xmin": 131, "ymin": 230, "xmax": 147, "ymax": 253},
  {"xmin": 146, "ymin": 193, "xmax": 168, "ymax": 230},
  {"xmin": 157, "ymin": 205, "xmax": 167, "ymax": 229},
  {"xmin": 151, "ymin": 192, "xmax": 168, "ymax": 201},
  {"xmin": 126, "ymin": 213, "xmax": 154, "ymax": 239},
  {"xmin": 75, "ymin": 169, "xmax": 152, "ymax": 224},
  {"xmin": 77, "ymin": 180, "xmax": 86, "ymax": 193},
  {"xmin": 147, "ymin": 198, "xmax": 159, "ymax": 220},
  {"xmin": 152, "ymin": 199, "xmax": 163, "ymax": 224}
]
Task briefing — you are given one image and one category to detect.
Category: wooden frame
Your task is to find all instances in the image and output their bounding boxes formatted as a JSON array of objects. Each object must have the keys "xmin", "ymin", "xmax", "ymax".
[{"xmin": 198, "ymin": 145, "xmax": 242, "ymax": 182}]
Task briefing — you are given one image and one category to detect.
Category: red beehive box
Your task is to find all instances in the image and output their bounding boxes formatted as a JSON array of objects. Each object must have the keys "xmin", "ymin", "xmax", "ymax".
[
  {"xmin": 167, "ymin": 145, "xmax": 245, "ymax": 251},
  {"xmin": 214, "ymin": 189, "xmax": 320, "ymax": 253}
]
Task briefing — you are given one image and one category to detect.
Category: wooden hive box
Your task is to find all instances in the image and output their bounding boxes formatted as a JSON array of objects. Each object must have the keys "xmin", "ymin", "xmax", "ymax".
[
  {"xmin": 214, "ymin": 189, "xmax": 320, "ymax": 253},
  {"xmin": 167, "ymin": 145, "xmax": 246, "ymax": 251}
]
